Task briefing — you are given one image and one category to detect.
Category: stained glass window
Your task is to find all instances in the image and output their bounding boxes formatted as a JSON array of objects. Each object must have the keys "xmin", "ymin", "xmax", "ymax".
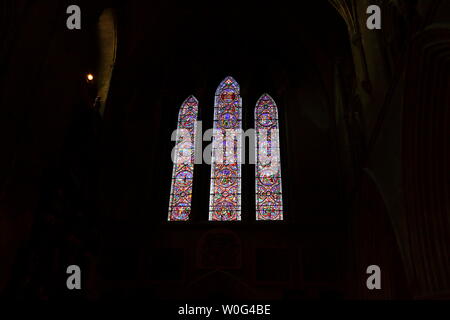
[
  {"xmin": 168, "ymin": 96, "xmax": 199, "ymax": 221},
  {"xmin": 209, "ymin": 77, "xmax": 242, "ymax": 221},
  {"xmin": 255, "ymin": 94, "xmax": 283, "ymax": 220}
]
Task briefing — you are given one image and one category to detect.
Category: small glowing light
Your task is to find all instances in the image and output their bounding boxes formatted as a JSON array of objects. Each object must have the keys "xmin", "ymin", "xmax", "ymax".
[{"xmin": 87, "ymin": 74, "xmax": 94, "ymax": 81}]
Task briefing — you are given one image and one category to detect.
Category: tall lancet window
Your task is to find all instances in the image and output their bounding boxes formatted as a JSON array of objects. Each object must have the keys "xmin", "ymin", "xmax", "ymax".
[
  {"xmin": 168, "ymin": 96, "xmax": 199, "ymax": 221},
  {"xmin": 209, "ymin": 77, "xmax": 242, "ymax": 221},
  {"xmin": 255, "ymin": 94, "xmax": 283, "ymax": 220}
]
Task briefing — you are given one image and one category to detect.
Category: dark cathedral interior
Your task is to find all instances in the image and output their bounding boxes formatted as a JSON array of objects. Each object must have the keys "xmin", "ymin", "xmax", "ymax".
[{"xmin": 0, "ymin": 0, "xmax": 449, "ymax": 304}]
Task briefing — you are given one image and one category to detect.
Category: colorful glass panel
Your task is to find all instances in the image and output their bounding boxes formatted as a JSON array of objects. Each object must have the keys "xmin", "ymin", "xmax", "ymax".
[
  {"xmin": 255, "ymin": 94, "xmax": 283, "ymax": 220},
  {"xmin": 209, "ymin": 77, "xmax": 242, "ymax": 221},
  {"xmin": 168, "ymin": 96, "xmax": 198, "ymax": 221}
]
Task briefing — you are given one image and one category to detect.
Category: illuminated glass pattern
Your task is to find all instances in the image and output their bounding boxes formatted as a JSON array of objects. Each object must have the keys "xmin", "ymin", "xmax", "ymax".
[
  {"xmin": 209, "ymin": 77, "xmax": 242, "ymax": 221},
  {"xmin": 168, "ymin": 96, "xmax": 198, "ymax": 221},
  {"xmin": 255, "ymin": 94, "xmax": 283, "ymax": 220}
]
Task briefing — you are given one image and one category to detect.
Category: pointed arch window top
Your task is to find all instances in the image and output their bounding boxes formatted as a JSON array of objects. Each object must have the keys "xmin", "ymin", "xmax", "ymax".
[
  {"xmin": 257, "ymin": 94, "xmax": 276, "ymax": 106},
  {"xmin": 180, "ymin": 95, "xmax": 198, "ymax": 112},
  {"xmin": 215, "ymin": 76, "xmax": 240, "ymax": 96},
  {"xmin": 255, "ymin": 94, "xmax": 280, "ymax": 130},
  {"xmin": 178, "ymin": 95, "xmax": 199, "ymax": 122}
]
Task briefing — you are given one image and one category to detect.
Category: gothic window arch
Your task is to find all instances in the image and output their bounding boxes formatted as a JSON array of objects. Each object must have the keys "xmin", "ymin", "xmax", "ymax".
[
  {"xmin": 209, "ymin": 77, "xmax": 242, "ymax": 221},
  {"xmin": 168, "ymin": 79, "xmax": 285, "ymax": 222},
  {"xmin": 255, "ymin": 94, "xmax": 283, "ymax": 220},
  {"xmin": 168, "ymin": 96, "xmax": 199, "ymax": 221}
]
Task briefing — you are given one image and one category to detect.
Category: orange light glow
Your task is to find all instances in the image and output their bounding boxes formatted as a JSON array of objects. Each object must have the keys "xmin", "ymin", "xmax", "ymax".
[{"xmin": 87, "ymin": 74, "xmax": 94, "ymax": 81}]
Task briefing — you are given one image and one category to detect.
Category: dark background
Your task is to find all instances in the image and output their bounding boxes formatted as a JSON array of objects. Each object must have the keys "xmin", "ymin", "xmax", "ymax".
[{"xmin": 0, "ymin": 0, "xmax": 449, "ymax": 300}]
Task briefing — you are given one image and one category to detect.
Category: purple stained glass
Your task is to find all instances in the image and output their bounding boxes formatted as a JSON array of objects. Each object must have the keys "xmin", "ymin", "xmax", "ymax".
[
  {"xmin": 168, "ymin": 96, "xmax": 198, "ymax": 221},
  {"xmin": 255, "ymin": 94, "xmax": 283, "ymax": 220},
  {"xmin": 209, "ymin": 77, "xmax": 242, "ymax": 221}
]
